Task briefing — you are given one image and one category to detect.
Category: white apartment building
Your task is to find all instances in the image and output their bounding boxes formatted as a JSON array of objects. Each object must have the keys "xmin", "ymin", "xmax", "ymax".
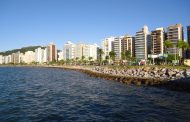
[
  {"xmin": 135, "ymin": 25, "xmax": 150, "ymax": 61},
  {"xmin": 35, "ymin": 47, "xmax": 43, "ymax": 63},
  {"xmin": 22, "ymin": 51, "xmax": 35, "ymax": 64},
  {"xmin": 102, "ymin": 37, "xmax": 115, "ymax": 59},
  {"xmin": 74, "ymin": 43, "xmax": 98, "ymax": 60},
  {"xmin": 58, "ymin": 51, "xmax": 64, "ymax": 61},
  {"xmin": 3, "ymin": 55, "xmax": 12, "ymax": 64},
  {"xmin": 112, "ymin": 36, "xmax": 123, "ymax": 61},
  {"xmin": 63, "ymin": 41, "xmax": 75, "ymax": 60},
  {"xmin": 35, "ymin": 47, "xmax": 47, "ymax": 64},
  {"xmin": 11, "ymin": 51, "xmax": 21, "ymax": 64},
  {"xmin": 74, "ymin": 43, "xmax": 84, "ymax": 59},
  {"xmin": 0, "ymin": 55, "xmax": 3, "ymax": 64}
]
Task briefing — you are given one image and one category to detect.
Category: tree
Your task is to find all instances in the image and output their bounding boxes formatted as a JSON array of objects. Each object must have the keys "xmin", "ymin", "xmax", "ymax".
[
  {"xmin": 88, "ymin": 56, "xmax": 93, "ymax": 61},
  {"xmin": 177, "ymin": 40, "xmax": 190, "ymax": 65},
  {"xmin": 97, "ymin": 49, "xmax": 104, "ymax": 65},
  {"xmin": 125, "ymin": 50, "xmax": 131, "ymax": 60},
  {"xmin": 164, "ymin": 40, "xmax": 173, "ymax": 49},
  {"xmin": 164, "ymin": 40, "xmax": 174, "ymax": 64},
  {"xmin": 121, "ymin": 51, "xmax": 126, "ymax": 60},
  {"xmin": 81, "ymin": 56, "xmax": 85, "ymax": 61},
  {"xmin": 109, "ymin": 51, "xmax": 116, "ymax": 61}
]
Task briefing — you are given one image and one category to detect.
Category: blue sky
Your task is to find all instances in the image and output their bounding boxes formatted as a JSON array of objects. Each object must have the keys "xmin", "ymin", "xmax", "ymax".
[{"xmin": 0, "ymin": 0, "xmax": 189, "ymax": 51}]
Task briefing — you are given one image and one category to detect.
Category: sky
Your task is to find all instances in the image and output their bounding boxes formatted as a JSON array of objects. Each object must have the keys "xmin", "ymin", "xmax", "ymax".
[{"xmin": 0, "ymin": 0, "xmax": 190, "ymax": 52}]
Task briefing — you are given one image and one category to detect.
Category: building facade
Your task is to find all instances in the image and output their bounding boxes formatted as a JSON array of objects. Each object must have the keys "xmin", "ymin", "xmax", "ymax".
[
  {"xmin": 151, "ymin": 27, "xmax": 164, "ymax": 55},
  {"xmin": 167, "ymin": 24, "xmax": 184, "ymax": 57},
  {"xmin": 135, "ymin": 25, "xmax": 150, "ymax": 61},
  {"xmin": 112, "ymin": 36, "xmax": 123, "ymax": 61},
  {"xmin": 0, "ymin": 55, "xmax": 3, "ymax": 64},
  {"xmin": 121, "ymin": 35, "xmax": 135, "ymax": 57},
  {"xmin": 47, "ymin": 43, "xmax": 57, "ymax": 62},
  {"xmin": 22, "ymin": 51, "xmax": 35, "ymax": 64},
  {"xmin": 58, "ymin": 51, "xmax": 64, "ymax": 61},
  {"xmin": 11, "ymin": 51, "xmax": 21, "ymax": 64},
  {"xmin": 187, "ymin": 26, "xmax": 190, "ymax": 58},
  {"xmin": 63, "ymin": 41, "xmax": 75, "ymax": 60},
  {"xmin": 102, "ymin": 37, "xmax": 115, "ymax": 59}
]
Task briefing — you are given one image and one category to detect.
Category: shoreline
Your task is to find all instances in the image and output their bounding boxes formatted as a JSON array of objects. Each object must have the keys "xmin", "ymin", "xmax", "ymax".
[{"xmin": 1, "ymin": 65, "xmax": 190, "ymax": 92}]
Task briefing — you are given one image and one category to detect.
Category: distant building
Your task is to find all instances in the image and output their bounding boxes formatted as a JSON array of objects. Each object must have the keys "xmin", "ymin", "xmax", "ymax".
[
  {"xmin": 3, "ymin": 55, "xmax": 12, "ymax": 64},
  {"xmin": 167, "ymin": 24, "xmax": 184, "ymax": 57},
  {"xmin": 35, "ymin": 47, "xmax": 47, "ymax": 64},
  {"xmin": 35, "ymin": 47, "xmax": 43, "ymax": 63},
  {"xmin": 11, "ymin": 51, "xmax": 21, "ymax": 64},
  {"xmin": 112, "ymin": 36, "xmax": 123, "ymax": 61},
  {"xmin": 135, "ymin": 25, "xmax": 150, "ymax": 61},
  {"xmin": 187, "ymin": 26, "xmax": 190, "ymax": 58},
  {"xmin": 22, "ymin": 51, "xmax": 35, "ymax": 64},
  {"xmin": 0, "ymin": 55, "xmax": 3, "ymax": 64},
  {"xmin": 151, "ymin": 27, "xmax": 165, "ymax": 55},
  {"xmin": 121, "ymin": 35, "xmax": 135, "ymax": 57},
  {"xmin": 58, "ymin": 51, "xmax": 64, "ymax": 61},
  {"xmin": 83, "ymin": 44, "xmax": 97, "ymax": 61},
  {"xmin": 47, "ymin": 43, "xmax": 57, "ymax": 62},
  {"xmin": 74, "ymin": 43, "xmax": 84, "ymax": 59},
  {"xmin": 102, "ymin": 37, "xmax": 115, "ymax": 59},
  {"xmin": 74, "ymin": 43, "xmax": 98, "ymax": 60},
  {"xmin": 63, "ymin": 41, "xmax": 75, "ymax": 60}
]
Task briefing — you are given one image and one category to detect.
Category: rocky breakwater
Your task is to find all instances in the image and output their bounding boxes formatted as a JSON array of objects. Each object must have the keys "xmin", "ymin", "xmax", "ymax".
[{"xmin": 91, "ymin": 66, "xmax": 190, "ymax": 87}]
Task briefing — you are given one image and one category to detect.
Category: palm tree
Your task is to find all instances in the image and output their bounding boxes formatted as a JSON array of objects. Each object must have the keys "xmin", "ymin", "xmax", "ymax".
[
  {"xmin": 88, "ymin": 56, "xmax": 93, "ymax": 61},
  {"xmin": 109, "ymin": 51, "xmax": 116, "ymax": 61},
  {"xmin": 98, "ymin": 49, "xmax": 104, "ymax": 65},
  {"xmin": 164, "ymin": 40, "xmax": 174, "ymax": 49},
  {"xmin": 81, "ymin": 56, "xmax": 85, "ymax": 60},
  {"xmin": 177, "ymin": 40, "xmax": 189, "ymax": 65},
  {"xmin": 164, "ymin": 40, "xmax": 173, "ymax": 64},
  {"xmin": 121, "ymin": 51, "xmax": 126, "ymax": 60}
]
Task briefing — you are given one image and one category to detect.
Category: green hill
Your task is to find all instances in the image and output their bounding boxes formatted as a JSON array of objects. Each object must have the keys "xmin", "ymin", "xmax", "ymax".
[{"xmin": 0, "ymin": 46, "xmax": 44, "ymax": 56}]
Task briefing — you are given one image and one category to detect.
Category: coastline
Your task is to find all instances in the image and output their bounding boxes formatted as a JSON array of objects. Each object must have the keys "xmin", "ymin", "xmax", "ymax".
[{"xmin": 1, "ymin": 64, "xmax": 190, "ymax": 92}]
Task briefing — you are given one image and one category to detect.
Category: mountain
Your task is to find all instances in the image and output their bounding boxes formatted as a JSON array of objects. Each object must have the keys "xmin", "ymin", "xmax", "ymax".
[{"xmin": 0, "ymin": 46, "xmax": 43, "ymax": 56}]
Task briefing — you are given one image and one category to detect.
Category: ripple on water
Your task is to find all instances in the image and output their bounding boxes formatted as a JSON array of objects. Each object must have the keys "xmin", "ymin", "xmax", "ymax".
[{"xmin": 0, "ymin": 67, "xmax": 190, "ymax": 121}]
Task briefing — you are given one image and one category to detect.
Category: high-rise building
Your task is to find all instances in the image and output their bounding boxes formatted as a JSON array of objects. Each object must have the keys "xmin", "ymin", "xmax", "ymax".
[
  {"xmin": 112, "ymin": 36, "xmax": 123, "ymax": 61},
  {"xmin": 63, "ymin": 41, "xmax": 75, "ymax": 60},
  {"xmin": 187, "ymin": 26, "xmax": 190, "ymax": 58},
  {"xmin": 102, "ymin": 37, "xmax": 115, "ymax": 59},
  {"xmin": 22, "ymin": 51, "xmax": 35, "ymax": 64},
  {"xmin": 58, "ymin": 51, "xmax": 64, "ymax": 61},
  {"xmin": 74, "ymin": 43, "xmax": 85, "ymax": 59},
  {"xmin": 74, "ymin": 43, "xmax": 98, "ymax": 60},
  {"xmin": 35, "ymin": 47, "xmax": 44, "ymax": 63},
  {"xmin": 151, "ymin": 27, "xmax": 165, "ymax": 55},
  {"xmin": 188, "ymin": 26, "xmax": 190, "ymax": 45},
  {"xmin": 11, "ymin": 51, "xmax": 21, "ymax": 64},
  {"xmin": 121, "ymin": 34, "xmax": 135, "ymax": 57},
  {"xmin": 3, "ymin": 55, "xmax": 12, "ymax": 64},
  {"xmin": 83, "ymin": 44, "xmax": 98, "ymax": 61},
  {"xmin": 167, "ymin": 24, "xmax": 183, "ymax": 57},
  {"xmin": 35, "ymin": 47, "xmax": 47, "ymax": 63},
  {"xmin": 47, "ymin": 43, "xmax": 57, "ymax": 62},
  {"xmin": 135, "ymin": 25, "xmax": 150, "ymax": 61},
  {"xmin": 0, "ymin": 55, "xmax": 3, "ymax": 64}
]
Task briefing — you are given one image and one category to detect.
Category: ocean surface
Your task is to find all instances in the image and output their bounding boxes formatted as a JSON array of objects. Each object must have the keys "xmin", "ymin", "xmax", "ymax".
[{"xmin": 0, "ymin": 67, "xmax": 190, "ymax": 122}]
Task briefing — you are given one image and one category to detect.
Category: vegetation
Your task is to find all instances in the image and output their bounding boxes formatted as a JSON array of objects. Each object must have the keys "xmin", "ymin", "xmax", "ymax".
[
  {"xmin": 97, "ymin": 49, "xmax": 104, "ymax": 65},
  {"xmin": 164, "ymin": 40, "xmax": 174, "ymax": 49},
  {"xmin": 0, "ymin": 46, "xmax": 42, "ymax": 56},
  {"xmin": 109, "ymin": 51, "xmax": 116, "ymax": 61}
]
